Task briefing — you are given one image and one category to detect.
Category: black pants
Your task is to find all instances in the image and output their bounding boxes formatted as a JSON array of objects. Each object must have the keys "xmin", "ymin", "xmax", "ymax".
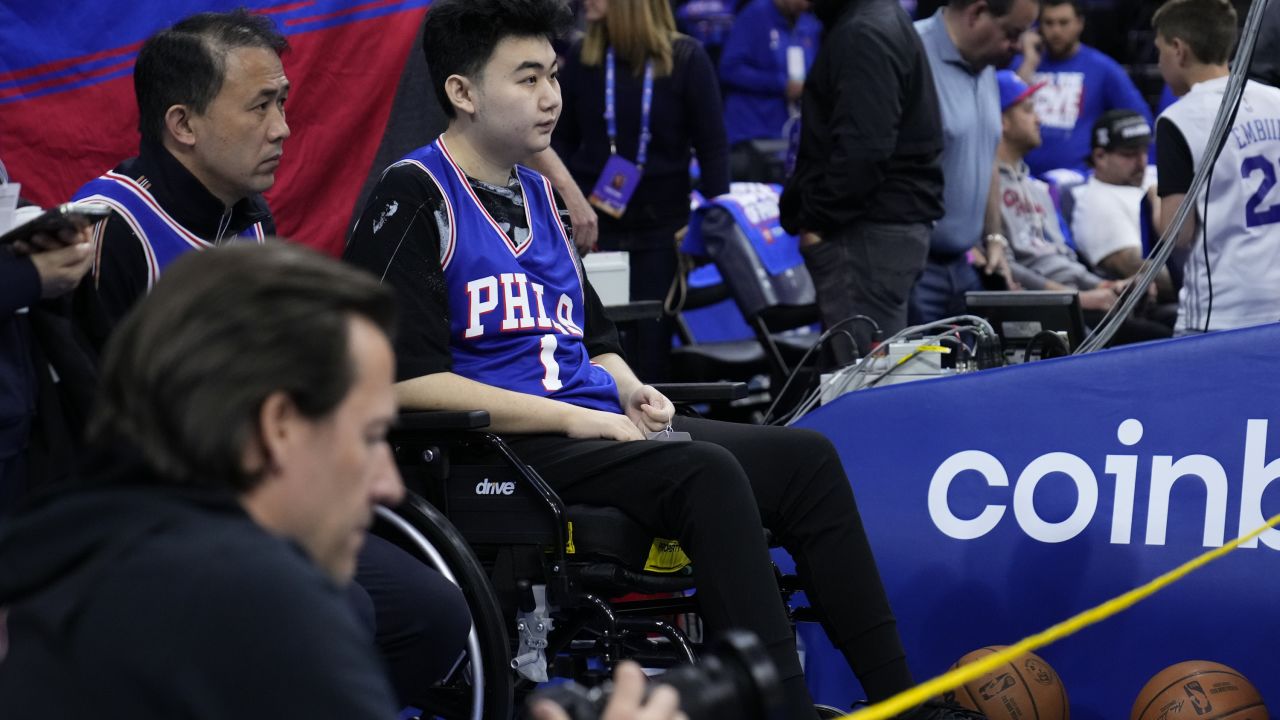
[
  {"xmin": 506, "ymin": 416, "xmax": 909, "ymax": 718},
  {"xmin": 351, "ymin": 533, "xmax": 473, "ymax": 707},
  {"xmin": 0, "ymin": 451, "xmax": 26, "ymax": 518},
  {"xmin": 801, "ymin": 222, "xmax": 931, "ymax": 366}
]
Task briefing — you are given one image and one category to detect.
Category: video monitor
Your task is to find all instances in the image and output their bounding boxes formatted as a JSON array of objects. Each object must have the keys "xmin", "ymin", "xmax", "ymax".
[{"xmin": 965, "ymin": 290, "xmax": 1086, "ymax": 364}]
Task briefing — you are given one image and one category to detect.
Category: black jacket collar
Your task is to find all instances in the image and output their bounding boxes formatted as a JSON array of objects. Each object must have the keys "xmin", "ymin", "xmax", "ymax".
[{"xmin": 118, "ymin": 139, "xmax": 273, "ymax": 241}]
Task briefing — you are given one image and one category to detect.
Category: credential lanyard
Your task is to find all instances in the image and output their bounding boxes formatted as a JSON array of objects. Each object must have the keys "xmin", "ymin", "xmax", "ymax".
[{"xmin": 605, "ymin": 48, "xmax": 654, "ymax": 170}]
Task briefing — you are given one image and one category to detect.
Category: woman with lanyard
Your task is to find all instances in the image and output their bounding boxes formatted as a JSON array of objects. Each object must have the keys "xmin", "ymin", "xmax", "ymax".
[{"xmin": 546, "ymin": 0, "xmax": 730, "ymax": 383}]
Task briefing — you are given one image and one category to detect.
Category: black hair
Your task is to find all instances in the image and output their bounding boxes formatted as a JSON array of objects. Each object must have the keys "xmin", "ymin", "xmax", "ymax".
[
  {"xmin": 1153, "ymin": 0, "xmax": 1237, "ymax": 66},
  {"xmin": 1041, "ymin": 0, "xmax": 1083, "ymax": 17},
  {"xmin": 90, "ymin": 242, "xmax": 396, "ymax": 493},
  {"xmin": 135, "ymin": 8, "xmax": 288, "ymax": 144},
  {"xmin": 422, "ymin": 0, "xmax": 573, "ymax": 119}
]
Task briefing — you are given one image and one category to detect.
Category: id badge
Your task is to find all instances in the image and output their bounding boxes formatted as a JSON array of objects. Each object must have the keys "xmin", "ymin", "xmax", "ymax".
[{"xmin": 588, "ymin": 155, "xmax": 643, "ymax": 219}]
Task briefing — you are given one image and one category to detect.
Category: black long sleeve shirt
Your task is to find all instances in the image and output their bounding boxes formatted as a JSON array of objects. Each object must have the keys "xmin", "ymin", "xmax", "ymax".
[
  {"xmin": 343, "ymin": 158, "xmax": 623, "ymax": 383},
  {"xmin": 780, "ymin": 0, "xmax": 945, "ymax": 234},
  {"xmin": 552, "ymin": 36, "xmax": 730, "ymax": 236}
]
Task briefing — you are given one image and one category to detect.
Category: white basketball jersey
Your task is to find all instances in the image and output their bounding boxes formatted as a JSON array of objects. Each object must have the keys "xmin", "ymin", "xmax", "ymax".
[{"xmin": 1160, "ymin": 76, "xmax": 1280, "ymax": 332}]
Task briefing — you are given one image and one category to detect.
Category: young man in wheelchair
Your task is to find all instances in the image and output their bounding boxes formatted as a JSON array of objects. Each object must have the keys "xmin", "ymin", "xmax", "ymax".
[{"xmin": 344, "ymin": 1, "xmax": 979, "ymax": 717}]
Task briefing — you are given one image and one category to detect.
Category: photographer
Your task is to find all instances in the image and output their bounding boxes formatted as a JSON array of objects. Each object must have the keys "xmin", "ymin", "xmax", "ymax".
[
  {"xmin": 1, "ymin": 242, "xmax": 691, "ymax": 720},
  {"xmin": 0, "ymin": 243, "xmax": 406, "ymax": 718}
]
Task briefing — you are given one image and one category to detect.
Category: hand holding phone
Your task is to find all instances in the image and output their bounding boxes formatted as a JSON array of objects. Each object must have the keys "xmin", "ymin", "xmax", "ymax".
[
  {"xmin": 1, "ymin": 202, "xmax": 112, "ymax": 249},
  {"xmin": 28, "ymin": 239, "xmax": 95, "ymax": 299},
  {"xmin": 2, "ymin": 202, "xmax": 103, "ymax": 299}
]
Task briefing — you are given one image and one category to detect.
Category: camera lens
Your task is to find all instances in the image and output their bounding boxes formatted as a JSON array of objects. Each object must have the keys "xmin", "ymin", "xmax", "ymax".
[
  {"xmin": 657, "ymin": 630, "xmax": 783, "ymax": 720},
  {"xmin": 528, "ymin": 630, "xmax": 783, "ymax": 720}
]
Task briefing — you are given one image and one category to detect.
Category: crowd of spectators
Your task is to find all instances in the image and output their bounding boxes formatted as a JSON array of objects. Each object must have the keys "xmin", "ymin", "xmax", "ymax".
[{"xmin": 657, "ymin": 0, "xmax": 1276, "ymax": 349}]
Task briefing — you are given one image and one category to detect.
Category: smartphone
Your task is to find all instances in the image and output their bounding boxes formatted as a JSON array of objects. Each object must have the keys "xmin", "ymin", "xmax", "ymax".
[{"xmin": 0, "ymin": 202, "xmax": 112, "ymax": 247}]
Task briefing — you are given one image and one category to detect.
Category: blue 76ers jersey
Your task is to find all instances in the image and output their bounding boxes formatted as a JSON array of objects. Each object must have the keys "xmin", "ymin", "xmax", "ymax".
[
  {"xmin": 397, "ymin": 138, "xmax": 622, "ymax": 414},
  {"xmin": 72, "ymin": 171, "xmax": 265, "ymax": 287}
]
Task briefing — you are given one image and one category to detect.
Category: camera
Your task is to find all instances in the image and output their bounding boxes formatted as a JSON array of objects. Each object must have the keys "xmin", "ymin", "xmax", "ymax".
[{"xmin": 529, "ymin": 630, "xmax": 783, "ymax": 720}]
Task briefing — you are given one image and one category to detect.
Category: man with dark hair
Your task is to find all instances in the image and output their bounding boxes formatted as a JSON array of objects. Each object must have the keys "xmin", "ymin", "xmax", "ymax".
[
  {"xmin": 779, "ymin": 0, "xmax": 944, "ymax": 363},
  {"xmin": 1015, "ymin": 0, "xmax": 1152, "ymax": 175},
  {"xmin": 72, "ymin": 9, "xmax": 289, "ymax": 349},
  {"xmin": 1154, "ymin": 0, "xmax": 1280, "ymax": 333},
  {"xmin": 0, "ymin": 243, "xmax": 403, "ymax": 719},
  {"xmin": 345, "ymin": 1, "xmax": 980, "ymax": 718},
  {"xmin": 911, "ymin": 0, "xmax": 1036, "ymax": 324}
]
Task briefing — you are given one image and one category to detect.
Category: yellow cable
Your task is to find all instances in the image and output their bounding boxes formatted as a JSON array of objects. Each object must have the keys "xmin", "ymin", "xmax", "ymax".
[
  {"xmin": 892, "ymin": 346, "xmax": 950, "ymax": 368},
  {"xmin": 839, "ymin": 511, "xmax": 1280, "ymax": 720}
]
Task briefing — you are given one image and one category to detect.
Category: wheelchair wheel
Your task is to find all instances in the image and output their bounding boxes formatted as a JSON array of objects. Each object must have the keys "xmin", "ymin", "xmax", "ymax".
[{"xmin": 376, "ymin": 493, "xmax": 515, "ymax": 720}]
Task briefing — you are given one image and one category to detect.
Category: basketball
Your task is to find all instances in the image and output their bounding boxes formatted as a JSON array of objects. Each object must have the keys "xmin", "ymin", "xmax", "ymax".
[
  {"xmin": 940, "ymin": 646, "xmax": 1069, "ymax": 720},
  {"xmin": 1131, "ymin": 661, "xmax": 1268, "ymax": 720}
]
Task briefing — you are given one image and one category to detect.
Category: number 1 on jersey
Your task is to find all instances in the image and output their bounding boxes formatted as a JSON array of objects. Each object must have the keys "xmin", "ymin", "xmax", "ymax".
[{"xmin": 539, "ymin": 334, "xmax": 562, "ymax": 390}]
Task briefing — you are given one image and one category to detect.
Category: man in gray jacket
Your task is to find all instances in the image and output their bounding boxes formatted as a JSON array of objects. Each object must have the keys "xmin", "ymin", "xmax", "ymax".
[{"xmin": 994, "ymin": 71, "xmax": 1115, "ymax": 306}]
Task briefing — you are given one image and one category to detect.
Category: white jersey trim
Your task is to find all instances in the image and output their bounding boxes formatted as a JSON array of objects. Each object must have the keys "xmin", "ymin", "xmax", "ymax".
[
  {"xmin": 437, "ymin": 137, "xmax": 535, "ymax": 259},
  {"xmin": 539, "ymin": 173, "xmax": 585, "ymax": 295},
  {"xmin": 101, "ymin": 172, "xmax": 214, "ymax": 252},
  {"xmin": 74, "ymin": 194, "xmax": 161, "ymax": 287}
]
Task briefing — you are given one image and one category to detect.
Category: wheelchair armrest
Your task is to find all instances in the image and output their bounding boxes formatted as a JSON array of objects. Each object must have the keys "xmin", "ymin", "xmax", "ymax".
[
  {"xmin": 649, "ymin": 382, "xmax": 748, "ymax": 402},
  {"xmin": 397, "ymin": 410, "xmax": 491, "ymax": 431}
]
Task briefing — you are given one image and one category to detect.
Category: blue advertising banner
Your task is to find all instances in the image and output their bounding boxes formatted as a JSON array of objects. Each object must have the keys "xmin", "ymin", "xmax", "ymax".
[{"xmin": 788, "ymin": 324, "xmax": 1280, "ymax": 718}]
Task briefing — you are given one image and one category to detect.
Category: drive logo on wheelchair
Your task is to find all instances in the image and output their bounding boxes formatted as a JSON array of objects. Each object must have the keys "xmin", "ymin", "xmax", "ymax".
[{"xmin": 475, "ymin": 478, "xmax": 517, "ymax": 496}]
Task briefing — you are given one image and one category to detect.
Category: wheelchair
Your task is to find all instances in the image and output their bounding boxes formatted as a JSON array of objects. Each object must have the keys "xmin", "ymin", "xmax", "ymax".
[{"xmin": 373, "ymin": 383, "xmax": 813, "ymax": 720}]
